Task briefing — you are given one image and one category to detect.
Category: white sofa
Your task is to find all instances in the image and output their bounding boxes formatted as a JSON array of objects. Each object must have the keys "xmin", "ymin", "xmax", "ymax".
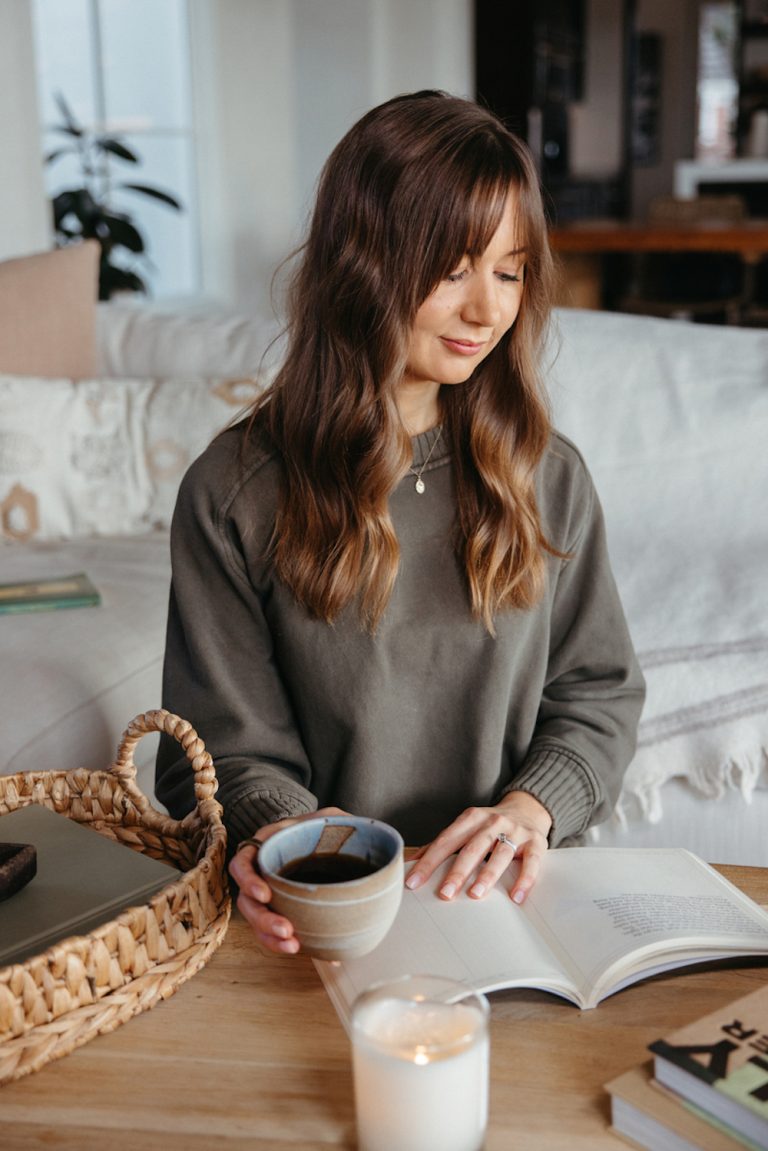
[
  {"xmin": 1, "ymin": 249, "xmax": 766, "ymax": 865},
  {"xmin": 547, "ymin": 308, "xmax": 768, "ymax": 865}
]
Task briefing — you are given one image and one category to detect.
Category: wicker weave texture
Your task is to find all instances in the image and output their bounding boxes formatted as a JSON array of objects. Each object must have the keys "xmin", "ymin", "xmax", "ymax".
[{"xmin": 0, "ymin": 709, "xmax": 231, "ymax": 1084}]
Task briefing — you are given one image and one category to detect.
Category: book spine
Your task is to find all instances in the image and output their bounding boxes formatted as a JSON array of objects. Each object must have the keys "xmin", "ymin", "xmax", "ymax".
[{"xmin": 0, "ymin": 597, "xmax": 100, "ymax": 615}]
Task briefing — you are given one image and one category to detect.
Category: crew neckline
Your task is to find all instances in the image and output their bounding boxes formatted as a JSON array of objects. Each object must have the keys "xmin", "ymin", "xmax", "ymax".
[{"xmin": 410, "ymin": 425, "xmax": 450, "ymax": 471}]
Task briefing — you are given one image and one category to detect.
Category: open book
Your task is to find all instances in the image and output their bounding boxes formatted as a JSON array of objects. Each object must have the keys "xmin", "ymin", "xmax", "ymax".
[{"xmin": 315, "ymin": 848, "xmax": 768, "ymax": 1028}]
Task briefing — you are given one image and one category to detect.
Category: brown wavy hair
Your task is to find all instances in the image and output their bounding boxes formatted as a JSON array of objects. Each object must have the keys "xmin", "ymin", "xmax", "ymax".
[{"xmin": 248, "ymin": 89, "xmax": 557, "ymax": 633}]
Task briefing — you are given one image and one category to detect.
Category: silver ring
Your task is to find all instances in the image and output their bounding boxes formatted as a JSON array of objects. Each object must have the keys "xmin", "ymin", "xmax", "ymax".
[{"xmin": 497, "ymin": 832, "xmax": 518, "ymax": 853}]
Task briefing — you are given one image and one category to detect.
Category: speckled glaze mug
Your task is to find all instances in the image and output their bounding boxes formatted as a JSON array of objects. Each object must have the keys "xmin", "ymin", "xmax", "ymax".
[{"xmin": 256, "ymin": 815, "xmax": 405, "ymax": 960}]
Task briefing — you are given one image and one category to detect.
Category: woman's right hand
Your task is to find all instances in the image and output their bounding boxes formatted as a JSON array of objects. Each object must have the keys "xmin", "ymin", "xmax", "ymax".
[{"xmin": 228, "ymin": 807, "xmax": 347, "ymax": 955}]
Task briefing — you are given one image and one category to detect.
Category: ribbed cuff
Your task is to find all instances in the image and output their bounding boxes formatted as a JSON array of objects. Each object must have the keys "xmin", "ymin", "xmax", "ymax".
[
  {"xmin": 497, "ymin": 741, "xmax": 601, "ymax": 846},
  {"xmin": 223, "ymin": 786, "xmax": 317, "ymax": 858}
]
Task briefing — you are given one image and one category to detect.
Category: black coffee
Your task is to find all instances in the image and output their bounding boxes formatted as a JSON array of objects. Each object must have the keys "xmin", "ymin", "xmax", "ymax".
[{"xmin": 278, "ymin": 852, "xmax": 378, "ymax": 884}]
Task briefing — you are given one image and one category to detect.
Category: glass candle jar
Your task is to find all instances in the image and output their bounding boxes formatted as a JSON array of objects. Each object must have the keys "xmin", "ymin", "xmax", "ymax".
[{"xmin": 351, "ymin": 974, "xmax": 490, "ymax": 1151}]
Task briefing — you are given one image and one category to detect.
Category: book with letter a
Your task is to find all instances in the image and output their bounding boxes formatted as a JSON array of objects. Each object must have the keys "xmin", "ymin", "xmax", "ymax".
[
  {"xmin": 606, "ymin": 1061, "xmax": 762, "ymax": 1151},
  {"xmin": 649, "ymin": 982, "xmax": 768, "ymax": 1147},
  {"xmin": 315, "ymin": 848, "xmax": 768, "ymax": 1029}
]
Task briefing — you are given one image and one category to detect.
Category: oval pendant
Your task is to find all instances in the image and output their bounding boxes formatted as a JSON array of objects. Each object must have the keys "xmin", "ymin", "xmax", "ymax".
[{"xmin": 415, "ymin": 477, "xmax": 425, "ymax": 494}]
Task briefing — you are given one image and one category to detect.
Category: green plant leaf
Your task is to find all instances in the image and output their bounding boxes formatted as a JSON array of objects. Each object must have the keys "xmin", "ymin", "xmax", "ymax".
[
  {"xmin": 53, "ymin": 188, "xmax": 101, "ymax": 229},
  {"xmin": 99, "ymin": 262, "xmax": 146, "ymax": 301},
  {"xmin": 44, "ymin": 147, "xmax": 77, "ymax": 165},
  {"xmin": 96, "ymin": 137, "xmax": 139, "ymax": 163},
  {"xmin": 50, "ymin": 125, "xmax": 85, "ymax": 139},
  {"xmin": 52, "ymin": 190, "xmax": 84, "ymax": 229},
  {"xmin": 99, "ymin": 213, "xmax": 145, "ymax": 253},
  {"xmin": 119, "ymin": 182, "xmax": 183, "ymax": 210},
  {"xmin": 53, "ymin": 91, "xmax": 82, "ymax": 135}
]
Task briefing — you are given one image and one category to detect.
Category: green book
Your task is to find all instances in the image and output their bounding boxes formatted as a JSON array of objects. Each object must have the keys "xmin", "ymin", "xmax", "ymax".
[
  {"xmin": 0, "ymin": 805, "xmax": 180, "ymax": 967},
  {"xmin": 0, "ymin": 572, "xmax": 100, "ymax": 614}
]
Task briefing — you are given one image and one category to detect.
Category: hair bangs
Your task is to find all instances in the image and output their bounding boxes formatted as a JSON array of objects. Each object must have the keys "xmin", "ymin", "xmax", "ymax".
[
  {"xmin": 464, "ymin": 172, "xmax": 519, "ymax": 258},
  {"xmin": 414, "ymin": 138, "xmax": 533, "ymax": 307}
]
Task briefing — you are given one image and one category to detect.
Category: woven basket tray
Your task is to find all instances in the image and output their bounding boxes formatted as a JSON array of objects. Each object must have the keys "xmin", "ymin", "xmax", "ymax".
[{"xmin": 0, "ymin": 709, "xmax": 231, "ymax": 1084}]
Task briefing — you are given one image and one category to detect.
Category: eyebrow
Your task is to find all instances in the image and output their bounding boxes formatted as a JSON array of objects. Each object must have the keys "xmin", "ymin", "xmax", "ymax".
[{"xmin": 460, "ymin": 246, "xmax": 527, "ymax": 266}]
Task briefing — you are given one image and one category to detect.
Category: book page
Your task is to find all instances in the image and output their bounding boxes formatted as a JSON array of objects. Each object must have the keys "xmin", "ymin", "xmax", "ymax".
[
  {"xmin": 522, "ymin": 848, "xmax": 768, "ymax": 1003},
  {"xmin": 316, "ymin": 861, "xmax": 579, "ymax": 1028}
]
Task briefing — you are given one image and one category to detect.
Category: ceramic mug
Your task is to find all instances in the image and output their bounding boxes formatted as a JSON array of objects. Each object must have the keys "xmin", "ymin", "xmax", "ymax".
[{"xmin": 256, "ymin": 815, "xmax": 404, "ymax": 960}]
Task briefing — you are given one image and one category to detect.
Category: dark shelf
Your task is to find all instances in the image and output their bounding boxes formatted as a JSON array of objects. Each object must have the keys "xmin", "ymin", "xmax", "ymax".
[{"xmin": 474, "ymin": 0, "xmax": 634, "ymax": 221}]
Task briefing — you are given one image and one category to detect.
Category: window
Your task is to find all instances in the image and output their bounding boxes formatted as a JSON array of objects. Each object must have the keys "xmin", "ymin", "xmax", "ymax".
[
  {"xmin": 32, "ymin": 0, "xmax": 200, "ymax": 300},
  {"xmin": 696, "ymin": 2, "xmax": 739, "ymax": 162}
]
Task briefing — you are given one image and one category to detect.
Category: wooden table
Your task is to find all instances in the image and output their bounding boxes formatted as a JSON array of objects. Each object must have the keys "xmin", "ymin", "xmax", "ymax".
[
  {"xmin": 1, "ymin": 865, "xmax": 767, "ymax": 1150},
  {"xmin": 550, "ymin": 217, "xmax": 768, "ymax": 259},
  {"xmin": 549, "ymin": 218, "xmax": 768, "ymax": 312}
]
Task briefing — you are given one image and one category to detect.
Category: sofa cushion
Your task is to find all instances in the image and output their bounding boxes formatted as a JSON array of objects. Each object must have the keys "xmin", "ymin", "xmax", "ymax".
[
  {"xmin": 0, "ymin": 243, "xmax": 99, "ymax": 379},
  {"xmin": 0, "ymin": 372, "xmax": 263, "ymax": 543},
  {"xmin": 96, "ymin": 302, "xmax": 284, "ymax": 380}
]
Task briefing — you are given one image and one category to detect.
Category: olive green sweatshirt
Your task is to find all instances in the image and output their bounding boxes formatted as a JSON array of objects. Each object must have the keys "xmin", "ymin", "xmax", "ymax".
[{"xmin": 156, "ymin": 424, "xmax": 645, "ymax": 851}]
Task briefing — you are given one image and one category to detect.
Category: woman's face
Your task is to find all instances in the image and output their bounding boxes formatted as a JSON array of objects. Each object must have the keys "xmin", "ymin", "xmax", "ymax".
[{"xmin": 398, "ymin": 192, "xmax": 526, "ymax": 427}]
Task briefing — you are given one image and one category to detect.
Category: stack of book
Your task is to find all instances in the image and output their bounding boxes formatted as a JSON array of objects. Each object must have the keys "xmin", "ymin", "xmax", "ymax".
[{"xmin": 606, "ymin": 983, "xmax": 768, "ymax": 1150}]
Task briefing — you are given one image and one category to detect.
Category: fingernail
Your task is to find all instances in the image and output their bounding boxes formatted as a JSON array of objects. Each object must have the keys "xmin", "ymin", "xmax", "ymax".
[
  {"xmin": 512, "ymin": 889, "xmax": 526, "ymax": 904},
  {"xmin": 405, "ymin": 872, "xmax": 423, "ymax": 890},
  {"xmin": 273, "ymin": 923, "xmax": 291, "ymax": 939},
  {"xmin": 469, "ymin": 883, "xmax": 486, "ymax": 899},
  {"xmin": 439, "ymin": 882, "xmax": 456, "ymax": 900}
]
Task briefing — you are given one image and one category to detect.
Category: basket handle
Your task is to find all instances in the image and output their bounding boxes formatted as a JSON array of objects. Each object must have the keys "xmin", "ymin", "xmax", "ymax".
[{"xmin": 113, "ymin": 709, "xmax": 219, "ymax": 810}]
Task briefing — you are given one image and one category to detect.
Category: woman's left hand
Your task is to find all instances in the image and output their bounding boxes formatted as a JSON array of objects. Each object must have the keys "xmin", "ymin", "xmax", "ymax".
[{"xmin": 404, "ymin": 791, "xmax": 552, "ymax": 905}]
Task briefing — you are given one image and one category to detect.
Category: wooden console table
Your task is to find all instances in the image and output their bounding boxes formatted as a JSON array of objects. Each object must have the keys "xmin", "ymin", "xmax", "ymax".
[
  {"xmin": 550, "ymin": 217, "xmax": 768, "ymax": 259},
  {"xmin": 1, "ymin": 864, "xmax": 767, "ymax": 1150},
  {"xmin": 549, "ymin": 219, "xmax": 768, "ymax": 312}
]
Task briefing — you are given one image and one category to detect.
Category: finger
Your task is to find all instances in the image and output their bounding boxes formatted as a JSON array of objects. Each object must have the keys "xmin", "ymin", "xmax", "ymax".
[
  {"xmin": 434, "ymin": 828, "xmax": 508, "ymax": 900},
  {"xmin": 228, "ymin": 844, "xmax": 272, "ymax": 901},
  {"xmin": 236, "ymin": 891, "xmax": 301, "ymax": 955},
  {"xmin": 507, "ymin": 841, "xmax": 547, "ymax": 905},
  {"xmin": 415, "ymin": 819, "xmax": 508, "ymax": 900},
  {"xmin": 405, "ymin": 820, "xmax": 483, "ymax": 892},
  {"xmin": 467, "ymin": 838, "xmax": 521, "ymax": 900}
]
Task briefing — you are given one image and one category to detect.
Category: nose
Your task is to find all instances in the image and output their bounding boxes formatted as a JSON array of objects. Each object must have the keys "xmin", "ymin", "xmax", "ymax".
[{"xmin": 461, "ymin": 272, "xmax": 501, "ymax": 328}]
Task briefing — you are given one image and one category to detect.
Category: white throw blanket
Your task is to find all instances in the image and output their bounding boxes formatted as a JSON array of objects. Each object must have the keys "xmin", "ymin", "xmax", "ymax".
[{"xmin": 549, "ymin": 309, "xmax": 768, "ymax": 823}]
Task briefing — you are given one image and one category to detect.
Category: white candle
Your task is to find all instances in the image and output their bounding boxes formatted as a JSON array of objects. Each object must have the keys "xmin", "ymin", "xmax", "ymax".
[{"xmin": 351, "ymin": 979, "xmax": 489, "ymax": 1151}]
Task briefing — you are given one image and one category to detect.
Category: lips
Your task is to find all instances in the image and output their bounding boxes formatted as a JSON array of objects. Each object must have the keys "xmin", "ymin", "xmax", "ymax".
[{"xmin": 440, "ymin": 337, "xmax": 486, "ymax": 355}]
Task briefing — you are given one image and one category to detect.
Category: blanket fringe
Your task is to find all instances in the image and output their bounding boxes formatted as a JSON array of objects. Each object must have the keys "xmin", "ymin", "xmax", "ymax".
[{"xmin": 610, "ymin": 744, "xmax": 768, "ymax": 827}]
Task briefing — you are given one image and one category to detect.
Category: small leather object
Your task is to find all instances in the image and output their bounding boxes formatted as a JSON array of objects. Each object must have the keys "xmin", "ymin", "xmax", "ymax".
[{"xmin": 0, "ymin": 841, "xmax": 37, "ymax": 902}]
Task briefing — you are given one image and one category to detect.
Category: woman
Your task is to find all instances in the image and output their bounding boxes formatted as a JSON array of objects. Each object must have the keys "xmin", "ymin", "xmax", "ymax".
[{"xmin": 156, "ymin": 90, "xmax": 645, "ymax": 955}]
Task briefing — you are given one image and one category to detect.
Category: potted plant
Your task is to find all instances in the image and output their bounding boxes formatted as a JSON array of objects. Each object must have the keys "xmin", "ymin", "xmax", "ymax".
[{"xmin": 45, "ymin": 92, "xmax": 183, "ymax": 300}]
